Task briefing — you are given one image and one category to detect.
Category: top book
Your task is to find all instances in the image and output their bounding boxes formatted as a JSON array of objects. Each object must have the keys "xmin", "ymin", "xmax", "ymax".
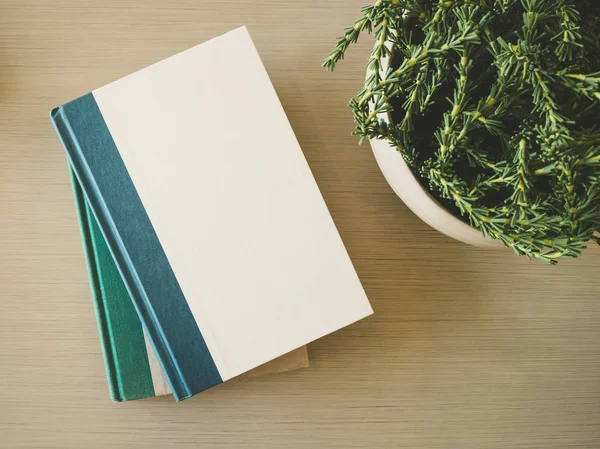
[{"xmin": 51, "ymin": 26, "xmax": 373, "ymax": 401}]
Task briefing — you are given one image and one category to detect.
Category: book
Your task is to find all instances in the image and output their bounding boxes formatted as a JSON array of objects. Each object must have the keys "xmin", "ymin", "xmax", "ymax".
[
  {"xmin": 51, "ymin": 26, "xmax": 373, "ymax": 401},
  {"xmin": 70, "ymin": 169, "xmax": 309, "ymax": 402}
]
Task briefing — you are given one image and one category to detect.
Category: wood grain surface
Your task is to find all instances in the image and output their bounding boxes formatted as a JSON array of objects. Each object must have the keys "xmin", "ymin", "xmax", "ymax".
[{"xmin": 1, "ymin": 1, "xmax": 599, "ymax": 448}]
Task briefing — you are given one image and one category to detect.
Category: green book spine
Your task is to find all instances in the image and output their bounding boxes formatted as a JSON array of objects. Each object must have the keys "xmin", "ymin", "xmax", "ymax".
[{"xmin": 70, "ymin": 168, "xmax": 156, "ymax": 401}]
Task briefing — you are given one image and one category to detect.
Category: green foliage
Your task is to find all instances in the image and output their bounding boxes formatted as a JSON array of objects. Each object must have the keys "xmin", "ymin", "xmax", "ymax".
[{"xmin": 324, "ymin": 0, "xmax": 600, "ymax": 264}]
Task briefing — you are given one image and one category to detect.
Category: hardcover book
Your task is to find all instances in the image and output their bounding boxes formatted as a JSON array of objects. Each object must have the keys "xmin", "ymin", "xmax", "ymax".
[
  {"xmin": 70, "ymin": 169, "xmax": 309, "ymax": 401},
  {"xmin": 52, "ymin": 26, "xmax": 373, "ymax": 401}
]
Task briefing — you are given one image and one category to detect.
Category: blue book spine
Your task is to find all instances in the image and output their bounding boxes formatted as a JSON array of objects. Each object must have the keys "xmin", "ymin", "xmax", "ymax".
[{"xmin": 50, "ymin": 94, "xmax": 222, "ymax": 401}]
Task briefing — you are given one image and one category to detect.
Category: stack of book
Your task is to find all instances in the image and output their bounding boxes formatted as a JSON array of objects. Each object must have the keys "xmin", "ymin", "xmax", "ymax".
[{"xmin": 51, "ymin": 27, "xmax": 372, "ymax": 402}]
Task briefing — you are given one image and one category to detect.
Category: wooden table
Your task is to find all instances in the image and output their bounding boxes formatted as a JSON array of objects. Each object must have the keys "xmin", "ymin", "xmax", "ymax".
[{"xmin": 2, "ymin": 2, "xmax": 599, "ymax": 448}]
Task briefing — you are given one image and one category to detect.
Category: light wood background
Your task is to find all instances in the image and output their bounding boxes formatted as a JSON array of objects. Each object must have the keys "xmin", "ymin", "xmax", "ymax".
[{"xmin": 1, "ymin": 1, "xmax": 600, "ymax": 448}]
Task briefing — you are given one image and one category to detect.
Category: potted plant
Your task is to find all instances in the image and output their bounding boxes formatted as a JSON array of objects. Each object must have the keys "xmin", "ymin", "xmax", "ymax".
[{"xmin": 323, "ymin": 0, "xmax": 600, "ymax": 264}]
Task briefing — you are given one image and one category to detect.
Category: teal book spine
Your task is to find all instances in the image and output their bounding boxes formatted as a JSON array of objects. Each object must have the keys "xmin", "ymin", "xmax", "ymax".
[
  {"xmin": 69, "ymin": 168, "xmax": 159, "ymax": 401},
  {"xmin": 51, "ymin": 97, "xmax": 221, "ymax": 401}
]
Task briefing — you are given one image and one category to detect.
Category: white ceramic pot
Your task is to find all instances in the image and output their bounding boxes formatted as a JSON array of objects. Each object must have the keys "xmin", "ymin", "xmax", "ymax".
[{"xmin": 367, "ymin": 45, "xmax": 500, "ymax": 248}]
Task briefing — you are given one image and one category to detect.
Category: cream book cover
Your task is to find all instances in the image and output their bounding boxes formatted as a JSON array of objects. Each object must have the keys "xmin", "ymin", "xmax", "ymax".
[{"xmin": 51, "ymin": 26, "xmax": 373, "ymax": 401}]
